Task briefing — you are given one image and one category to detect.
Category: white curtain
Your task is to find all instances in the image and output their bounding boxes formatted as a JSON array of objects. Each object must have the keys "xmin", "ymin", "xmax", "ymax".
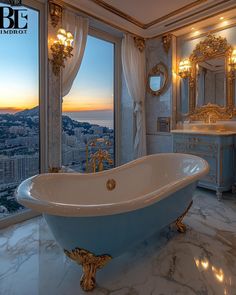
[
  {"xmin": 121, "ymin": 34, "xmax": 147, "ymax": 158},
  {"xmin": 62, "ymin": 11, "xmax": 89, "ymax": 97}
]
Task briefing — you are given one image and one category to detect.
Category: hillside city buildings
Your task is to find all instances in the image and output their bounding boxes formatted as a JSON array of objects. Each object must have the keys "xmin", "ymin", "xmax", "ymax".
[{"xmin": 0, "ymin": 110, "xmax": 114, "ymax": 218}]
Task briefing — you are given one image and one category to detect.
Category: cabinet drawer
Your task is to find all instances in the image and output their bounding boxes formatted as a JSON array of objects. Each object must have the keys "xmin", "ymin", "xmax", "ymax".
[
  {"xmin": 186, "ymin": 135, "xmax": 218, "ymax": 144},
  {"xmin": 185, "ymin": 142, "xmax": 218, "ymax": 154},
  {"xmin": 173, "ymin": 142, "xmax": 186, "ymax": 153}
]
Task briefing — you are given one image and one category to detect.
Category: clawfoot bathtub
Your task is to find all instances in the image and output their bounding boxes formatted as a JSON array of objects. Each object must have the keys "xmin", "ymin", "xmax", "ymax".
[{"xmin": 16, "ymin": 153, "xmax": 209, "ymax": 292}]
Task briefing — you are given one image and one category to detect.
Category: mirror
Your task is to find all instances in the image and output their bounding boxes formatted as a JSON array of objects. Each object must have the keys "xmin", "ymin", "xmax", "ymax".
[
  {"xmin": 179, "ymin": 34, "xmax": 236, "ymax": 121},
  {"xmin": 147, "ymin": 62, "xmax": 168, "ymax": 96},
  {"xmin": 196, "ymin": 56, "xmax": 226, "ymax": 107}
]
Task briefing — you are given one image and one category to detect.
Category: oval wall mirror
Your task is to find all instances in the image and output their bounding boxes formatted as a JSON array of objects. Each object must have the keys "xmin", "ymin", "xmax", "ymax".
[{"xmin": 147, "ymin": 62, "xmax": 168, "ymax": 96}]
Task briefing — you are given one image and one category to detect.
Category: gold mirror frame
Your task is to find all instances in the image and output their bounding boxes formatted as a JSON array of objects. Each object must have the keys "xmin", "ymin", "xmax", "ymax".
[
  {"xmin": 147, "ymin": 62, "xmax": 168, "ymax": 96},
  {"xmin": 187, "ymin": 34, "xmax": 235, "ymax": 121}
]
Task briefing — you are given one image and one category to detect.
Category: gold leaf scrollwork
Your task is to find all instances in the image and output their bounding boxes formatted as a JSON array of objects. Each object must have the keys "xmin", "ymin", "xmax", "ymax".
[
  {"xmin": 133, "ymin": 37, "xmax": 145, "ymax": 52},
  {"xmin": 189, "ymin": 34, "xmax": 232, "ymax": 63},
  {"xmin": 189, "ymin": 103, "xmax": 233, "ymax": 123}
]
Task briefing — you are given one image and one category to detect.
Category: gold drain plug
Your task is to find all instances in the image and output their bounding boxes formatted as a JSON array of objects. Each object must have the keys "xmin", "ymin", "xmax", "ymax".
[{"xmin": 106, "ymin": 179, "xmax": 116, "ymax": 191}]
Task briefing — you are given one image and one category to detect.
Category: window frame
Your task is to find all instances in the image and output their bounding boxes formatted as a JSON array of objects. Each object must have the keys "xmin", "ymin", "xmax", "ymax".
[
  {"xmin": 88, "ymin": 27, "xmax": 121, "ymax": 167},
  {"xmin": 0, "ymin": 0, "xmax": 48, "ymax": 229}
]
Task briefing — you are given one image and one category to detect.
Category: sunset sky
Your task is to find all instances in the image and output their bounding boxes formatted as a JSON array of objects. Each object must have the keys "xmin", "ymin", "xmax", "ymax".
[{"xmin": 0, "ymin": 5, "xmax": 114, "ymax": 113}]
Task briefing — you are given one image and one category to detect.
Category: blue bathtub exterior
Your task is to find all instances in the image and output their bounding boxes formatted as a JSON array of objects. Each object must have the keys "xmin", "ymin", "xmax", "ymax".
[{"xmin": 44, "ymin": 182, "xmax": 196, "ymax": 258}]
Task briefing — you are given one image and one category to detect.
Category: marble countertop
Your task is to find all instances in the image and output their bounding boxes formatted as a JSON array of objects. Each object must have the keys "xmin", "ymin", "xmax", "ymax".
[{"xmin": 171, "ymin": 129, "xmax": 236, "ymax": 136}]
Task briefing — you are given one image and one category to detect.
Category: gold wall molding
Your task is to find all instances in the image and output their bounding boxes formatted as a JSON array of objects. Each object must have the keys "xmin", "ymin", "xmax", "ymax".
[
  {"xmin": 165, "ymin": 0, "xmax": 231, "ymax": 28},
  {"xmin": 56, "ymin": 0, "xmax": 236, "ymax": 41},
  {"xmin": 64, "ymin": 247, "xmax": 112, "ymax": 292},
  {"xmin": 90, "ymin": 0, "xmax": 207, "ymax": 29}
]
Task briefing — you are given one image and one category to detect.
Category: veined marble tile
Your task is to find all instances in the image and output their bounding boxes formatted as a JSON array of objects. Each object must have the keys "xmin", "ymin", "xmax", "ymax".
[{"xmin": 0, "ymin": 189, "xmax": 236, "ymax": 295}]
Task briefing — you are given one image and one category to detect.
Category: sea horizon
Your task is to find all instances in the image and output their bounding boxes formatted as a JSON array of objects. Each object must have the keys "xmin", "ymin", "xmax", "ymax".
[{"xmin": 63, "ymin": 110, "xmax": 114, "ymax": 129}]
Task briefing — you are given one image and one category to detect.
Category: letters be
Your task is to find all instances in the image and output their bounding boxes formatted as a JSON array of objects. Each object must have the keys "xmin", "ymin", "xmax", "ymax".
[{"xmin": 0, "ymin": 7, "xmax": 28, "ymax": 29}]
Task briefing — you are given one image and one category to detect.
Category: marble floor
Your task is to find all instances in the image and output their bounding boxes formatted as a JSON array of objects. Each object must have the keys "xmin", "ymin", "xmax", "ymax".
[{"xmin": 1, "ymin": 188, "xmax": 236, "ymax": 295}]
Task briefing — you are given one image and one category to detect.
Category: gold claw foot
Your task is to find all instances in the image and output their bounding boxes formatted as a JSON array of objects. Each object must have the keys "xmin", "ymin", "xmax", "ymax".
[
  {"xmin": 175, "ymin": 200, "xmax": 193, "ymax": 233},
  {"xmin": 64, "ymin": 247, "xmax": 112, "ymax": 292}
]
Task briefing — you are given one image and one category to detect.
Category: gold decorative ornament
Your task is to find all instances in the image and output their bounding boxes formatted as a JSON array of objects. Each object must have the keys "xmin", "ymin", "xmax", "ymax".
[
  {"xmin": 106, "ymin": 179, "xmax": 116, "ymax": 191},
  {"xmin": 64, "ymin": 247, "xmax": 112, "ymax": 292},
  {"xmin": 50, "ymin": 28, "xmax": 74, "ymax": 76},
  {"xmin": 175, "ymin": 200, "xmax": 193, "ymax": 233},
  {"xmin": 189, "ymin": 103, "xmax": 233, "ymax": 123},
  {"xmin": 133, "ymin": 37, "xmax": 145, "ymax": 52},
  {"xmin": 147, "ymin": 62, "xmax": 168, "ymax": 96},
  {"xmin": 189, "ymin": 34, "xmax": 232, "ymax": 63},
  {"xmin": 49, "ymin": 1, "xmax": 63, "ymax": 28},
  {"xmin": 162, "ymin": 34, "xmax": 172, "ymax": 53},
  {"xmin": 181, "ymin": 34, "xmax": 236, "ymax": 120}
]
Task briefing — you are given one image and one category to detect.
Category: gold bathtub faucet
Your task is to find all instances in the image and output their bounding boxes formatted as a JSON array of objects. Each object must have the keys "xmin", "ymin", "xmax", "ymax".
[
  {"xmin": 86, "ymin": 137, "xmax": 113, "ymax": 173},
  {"xmin": 90, "ymin": 149, "xmax": 113, "ymax": 172}
]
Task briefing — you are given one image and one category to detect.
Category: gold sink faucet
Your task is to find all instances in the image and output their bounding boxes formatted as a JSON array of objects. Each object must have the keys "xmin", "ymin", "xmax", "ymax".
[{"xmin": 205, "ymin": 112, "xmax": 217, "ymax": 124}]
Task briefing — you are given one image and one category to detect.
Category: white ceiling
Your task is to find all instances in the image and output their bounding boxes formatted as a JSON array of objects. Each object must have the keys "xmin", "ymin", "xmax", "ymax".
[
  {"xmin": 98, "ymin": 0, "xmax": 198, "ymax": 24},
  {"xmin": 65, "ymin": 0, "xmax": 236, "ymax": 37}
]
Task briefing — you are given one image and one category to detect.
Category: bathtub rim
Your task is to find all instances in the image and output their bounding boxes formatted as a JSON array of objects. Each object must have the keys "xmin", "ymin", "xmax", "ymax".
[{"xmin": 15, "ymin": 153, "xmax": 209, "ymax": 217}]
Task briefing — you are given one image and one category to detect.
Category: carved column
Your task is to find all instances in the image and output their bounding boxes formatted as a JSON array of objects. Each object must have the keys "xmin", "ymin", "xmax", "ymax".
[{"xmin": 47, "ymin": 5, "xmax": 62, "ymax": 170}]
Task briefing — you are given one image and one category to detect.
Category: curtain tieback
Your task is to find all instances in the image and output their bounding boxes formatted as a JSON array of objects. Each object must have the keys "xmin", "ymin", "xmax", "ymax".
[{"xmin": 134, "ymin": 102, "xmax": 142, "ymax": 114}]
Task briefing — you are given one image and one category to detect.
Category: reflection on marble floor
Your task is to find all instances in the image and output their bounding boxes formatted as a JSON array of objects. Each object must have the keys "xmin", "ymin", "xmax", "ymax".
[{"xmin": 1, "ymin": 188, "xmax": 236, "ymax": 295}]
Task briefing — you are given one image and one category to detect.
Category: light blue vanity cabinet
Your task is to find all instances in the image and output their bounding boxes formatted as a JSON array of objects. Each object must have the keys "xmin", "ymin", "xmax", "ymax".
[{"xmin": 172, "ymin": 132, "xmax": 235, "ymax": 199}]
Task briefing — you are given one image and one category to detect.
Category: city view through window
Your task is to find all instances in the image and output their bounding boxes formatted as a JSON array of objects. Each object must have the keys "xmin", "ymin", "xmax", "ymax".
[
  {"xmin": 0, "ymin": 10, "xmax": 114, "ymax": 218},
  {"xmin": 62, "ymin": 35, "xmax": 114, "ymax": 173},
  {"xmin": 0, "ymin": 6, "xmax": 39, "ymax": 219}
]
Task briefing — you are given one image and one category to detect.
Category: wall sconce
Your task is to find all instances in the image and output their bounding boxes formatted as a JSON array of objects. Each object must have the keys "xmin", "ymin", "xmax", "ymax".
[
  {"xmin": 229, "ymin": 49, "xmax": 236, "ymax": 69},
  {"xmin": 178, "ymin": 59, "xmax": 191, "ymax": 79},
  {"xmin": 50, "ymin": 28, "xmax": 74, "ymax": 76},
  {"xmin": 228, "ymin": 49, "xmax": 236, "ymax": 81}
]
